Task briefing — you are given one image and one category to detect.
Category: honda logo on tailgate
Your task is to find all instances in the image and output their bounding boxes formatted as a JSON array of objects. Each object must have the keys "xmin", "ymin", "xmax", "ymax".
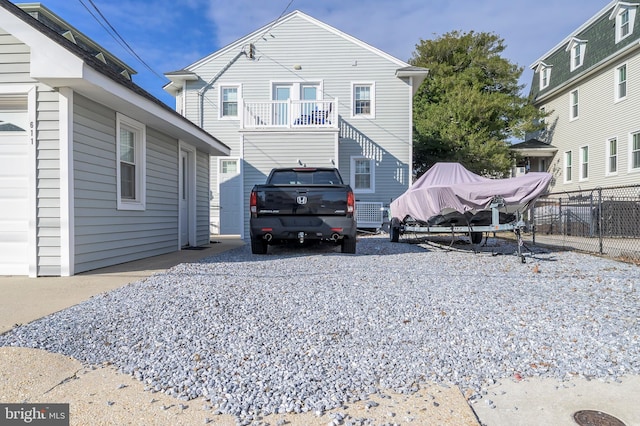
[{"xmin": 296, "ymin": 195, "xmax": 307, "ymax": 205}]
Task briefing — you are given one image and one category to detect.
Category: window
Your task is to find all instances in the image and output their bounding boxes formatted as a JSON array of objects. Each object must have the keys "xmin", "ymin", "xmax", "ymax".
[
  {"xmin": 564, "ymin": 151, "xmax": 573, "ymax": 183},
  {"xmin": 621, "ymin": 9, "xmax": 630, "ymax": 38},
  {"xmin": 631, "ymin": 131, "xmax": 640, "ymax": 171},
  {"xmin": 537, "ymin": 63, "xmax": 552, "ymax": 90},
  {"xmin": 615, "ymin": 64, "xmax": 627, "ymax": 101},
  {"xmin": 220, "ymin": 85, "xmax": 240, "ymax": 119},
  {"xmin": 350, "ymin": 156, "xmax": 375, "ymax": 193},
  {"xmin": 116, "ymin": 113, "xmax": 146, "ymax": 210},
  {"xmin": 611, "ymin": 4, "xmax": 637, "ymax": 43},
  {"xmin": 570, "ymin": 89, "xmax": 579, "ymax": 120},
  {"xmin": 579, "ymin": 146, "xmax": 589, "ymax": 180},
  {"xmin": 351, "ymin": 83, "xmax": 375, "ymax": 118},
  {"xmin": 567, "ymin": 38, "xmax": 587, "ymax": 71},
  {"xmin": 607, "ymin": 138, "xmax": 618, "ymax": 175}
]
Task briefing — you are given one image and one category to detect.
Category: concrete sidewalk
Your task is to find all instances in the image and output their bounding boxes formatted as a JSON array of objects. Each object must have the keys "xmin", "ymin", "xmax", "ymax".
[{"xmin": 1, "ymin": 236, "xmax": 638, "ymax": 425}]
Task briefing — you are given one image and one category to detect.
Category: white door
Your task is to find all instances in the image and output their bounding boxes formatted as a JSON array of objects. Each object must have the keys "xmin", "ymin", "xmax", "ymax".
[
  {"xmin": 179, "ymin": 147, "xmax": 192, "ymax": 247},
  {"xmin": 0, "ymin": 97, "xmax": 29, "ymax": 274},
  {"xmin": 218, "ymin": 158, "xmax": 242, "ymax": 236}
]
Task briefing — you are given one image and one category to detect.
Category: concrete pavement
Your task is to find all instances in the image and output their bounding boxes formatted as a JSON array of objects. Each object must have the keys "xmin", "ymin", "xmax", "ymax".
[{"xmin": 1, "ymin": 236, "xmax": 638, "ymax": 425}]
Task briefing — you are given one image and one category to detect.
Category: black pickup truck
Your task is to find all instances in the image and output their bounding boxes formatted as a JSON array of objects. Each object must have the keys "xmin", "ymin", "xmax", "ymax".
[{"xmin": 249, "ymin": 167, "xmax": 357, "ymax": 254}]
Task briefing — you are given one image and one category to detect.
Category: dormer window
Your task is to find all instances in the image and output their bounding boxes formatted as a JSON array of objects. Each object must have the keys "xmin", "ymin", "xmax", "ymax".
[
  {"xmin": 610, "ymin": 2, "xmax": 639, "ymax": 43},
  {"xmin": 566, "ymin": 38, "xmax": 587, "ymax": 71},
  {"xmin": 535, "ymin": 62, "xmax": 552, "ymax": 90}
]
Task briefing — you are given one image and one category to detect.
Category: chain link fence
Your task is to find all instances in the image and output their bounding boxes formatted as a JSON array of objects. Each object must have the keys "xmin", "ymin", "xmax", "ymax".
[{"xmin": 528, "ymin": 184, "xmax": 640, "ymax": 261}]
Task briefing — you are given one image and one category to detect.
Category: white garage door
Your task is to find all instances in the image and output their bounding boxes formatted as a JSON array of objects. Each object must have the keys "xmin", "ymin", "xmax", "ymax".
[{"xmin": 0, "ymin": 97, "xmax": 30, "ymax": 275}]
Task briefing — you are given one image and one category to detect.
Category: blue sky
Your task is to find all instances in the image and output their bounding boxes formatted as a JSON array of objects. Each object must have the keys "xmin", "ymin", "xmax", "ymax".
[{"xmin": 22, "ymin": 0, "xmax": 611, "ymax": 107}]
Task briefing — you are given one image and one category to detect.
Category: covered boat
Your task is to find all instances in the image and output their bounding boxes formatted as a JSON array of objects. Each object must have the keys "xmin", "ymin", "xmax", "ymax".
[{"xmin": 390, "ymin": 162, "xmax": 552, "ymax": 225}]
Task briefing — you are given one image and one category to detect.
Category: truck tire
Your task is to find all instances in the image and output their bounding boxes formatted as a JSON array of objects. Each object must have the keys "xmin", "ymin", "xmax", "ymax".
[
  {"xmin": 389, "ymin": 217, "xmax": 401, "ymax": 242},
  {"xmin": 341, "ymin": 237, "xmax": 356, "ymax": 254},
  {"xmin": 251, "ymin": 237, "xmax": 268, "ymax": 254}
]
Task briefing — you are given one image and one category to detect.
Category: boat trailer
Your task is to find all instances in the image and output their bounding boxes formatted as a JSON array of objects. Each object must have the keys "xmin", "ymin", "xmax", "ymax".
[{"xmin": 388, "ymin": 198, "xmax": 530, "ymax": 263}]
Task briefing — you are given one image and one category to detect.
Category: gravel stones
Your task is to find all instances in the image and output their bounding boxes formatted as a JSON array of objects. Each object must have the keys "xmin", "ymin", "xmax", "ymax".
[{"xmin": 0, "ymin": 236, "xmax": 638, "ymax": 420}]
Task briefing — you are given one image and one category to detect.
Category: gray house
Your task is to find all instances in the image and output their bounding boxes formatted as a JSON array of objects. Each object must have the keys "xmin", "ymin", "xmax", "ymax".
[
  {"xmin": 164, "ymin": 10, "xmax": 427, "ymax": 238},
  {"xmin": 523, "ymin": 0, "xmax": 640, "ymax": 192},
  {"xmin": 0, "ymin": 2, "xmax": 229, "ymax": 276}
]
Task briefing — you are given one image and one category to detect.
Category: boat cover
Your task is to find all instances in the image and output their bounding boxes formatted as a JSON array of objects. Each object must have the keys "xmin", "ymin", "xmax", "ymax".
[{"xmin": 390, "ymin": 162, "xmax": 552, "ymax": 223}]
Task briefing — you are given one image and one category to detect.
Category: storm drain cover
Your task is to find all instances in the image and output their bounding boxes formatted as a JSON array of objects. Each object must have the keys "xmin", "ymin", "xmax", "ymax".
[{"xmin": 573, "ymin": 410, "xmax": 626, "ymax": 426}]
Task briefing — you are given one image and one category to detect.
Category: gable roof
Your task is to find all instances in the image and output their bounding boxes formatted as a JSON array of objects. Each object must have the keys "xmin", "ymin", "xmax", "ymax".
[
  {"xmin": 0, "ymin": 1, "xmax": 229, "ymax": 155},
  {"xmin": 165, "ymin": 10, "xmax": 427, "ymax": 94}
]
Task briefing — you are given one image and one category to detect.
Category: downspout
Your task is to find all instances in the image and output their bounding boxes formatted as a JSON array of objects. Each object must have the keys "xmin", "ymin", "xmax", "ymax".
[{"xmin": 198, "ymin": 50, "xmax": 248, "ymax": 128}]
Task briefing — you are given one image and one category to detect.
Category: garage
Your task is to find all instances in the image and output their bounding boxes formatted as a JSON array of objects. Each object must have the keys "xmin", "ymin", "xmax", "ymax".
[{"xmin": 0, "ymin": 96, "xmax": 30, "ymax": 275}]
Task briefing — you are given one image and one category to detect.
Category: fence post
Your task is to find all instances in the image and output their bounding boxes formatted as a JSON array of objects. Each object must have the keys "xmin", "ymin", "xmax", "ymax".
[{"xmin": 597, "ymin": 187, "xmax": 603, "ymax": 255}]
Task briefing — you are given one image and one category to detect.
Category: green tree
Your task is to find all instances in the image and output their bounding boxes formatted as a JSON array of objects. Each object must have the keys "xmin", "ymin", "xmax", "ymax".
[{"xmin": 410, "ymin": 30, "xmax": 544, "ymax": 177}]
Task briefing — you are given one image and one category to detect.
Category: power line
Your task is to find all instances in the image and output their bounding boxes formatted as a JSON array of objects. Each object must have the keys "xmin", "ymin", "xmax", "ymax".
[{"xmin": 77, "ymin": 0, "xmax": 165, "ymax": 80}]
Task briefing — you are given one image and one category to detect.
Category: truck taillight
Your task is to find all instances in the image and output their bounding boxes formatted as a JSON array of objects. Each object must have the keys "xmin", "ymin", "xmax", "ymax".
[
  {"xmin": 347, "ymin": 190, "xmax": 355, "ymax": 214},
  {"xmin": 250, "ymin": 190, "xmax": 257, "ymax": 215}
]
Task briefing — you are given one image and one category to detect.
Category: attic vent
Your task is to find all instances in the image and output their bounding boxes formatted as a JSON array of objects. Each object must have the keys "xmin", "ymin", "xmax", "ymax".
[
  {"xmin": 62, "ymin": 30, "xmax": 76, "ymax": 44},
  {"xmin": 120, "ymin": 70, "xmax": 131, "ymax": 80},
  {"xmin": 94, "ymin": 52, "xmax": 107, "ymax": 64}
]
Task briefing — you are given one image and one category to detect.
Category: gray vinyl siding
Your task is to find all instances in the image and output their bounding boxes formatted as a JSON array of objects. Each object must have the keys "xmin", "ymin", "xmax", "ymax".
[
  {"xmin": 242, "ymin": 131, "xmax": 338, "ymax": 236},
  {"xmin": 73, "ymin": 94, "xmax": 180, "ymax": 273},
  {"xmin": 196, "ymin": 149, "xmax": 210, "ymax": 244},
  {"xmin": 0, "ymin": 27, "xmax": 62, "ymax": 275},
  {"xmin": 539, "ymin": 51, "xmax": 640, "ymax": 192},
  {"xmin": 184, "ymin": 14, "xmax": 413, "ymax": 236},
  {"xmin": 35, "ymin": 89, "xmax": 61, "ymax": 275}
]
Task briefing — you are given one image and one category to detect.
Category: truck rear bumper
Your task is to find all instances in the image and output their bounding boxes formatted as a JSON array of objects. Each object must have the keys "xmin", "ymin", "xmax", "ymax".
[{"xmin": 250, "ymin": 216, "xmax": 357, "ymax": 242}]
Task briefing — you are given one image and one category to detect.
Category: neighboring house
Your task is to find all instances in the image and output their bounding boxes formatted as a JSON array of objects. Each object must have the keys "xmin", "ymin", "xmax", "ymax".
[
  {"xmin": 0, "ymin": 2, "xmax": 229, "ymax": 277},
  {"xmin": 522, "ymin": 0, "xmax": 640, "ymax": 192},
  {"xmin": 163, "ymin": 10, "xmax": 428, "ymax": 237}
]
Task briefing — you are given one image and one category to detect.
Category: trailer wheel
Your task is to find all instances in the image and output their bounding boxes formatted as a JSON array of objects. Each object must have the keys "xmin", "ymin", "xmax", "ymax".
[
  {"xmin": 341, "ymin": 237, "xmax": 356, "ymax": 254},
  {"xmin": 470, "ymin": 232, "xmax": 483, "ymax": 245},
  {"xmin": 390, "ymin": 218, "xmax": 401, "ymax": 243},
  {"xmin": 250, "ymin": 237, "xmax": 268, "ymax": 254}
]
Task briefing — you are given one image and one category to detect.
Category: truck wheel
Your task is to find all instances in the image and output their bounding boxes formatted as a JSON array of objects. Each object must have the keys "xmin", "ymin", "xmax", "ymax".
[
  {"xmin": 470, "ymin": 232, "xmax": 483, "ymax": 245},
  {"xmin": 341, "ymin": 237, "xmax": 356, "ymax": 254},
  {"xmin": 390, "ymin": 217, "xmax": 401, "ymax": 242},
  {"xmin": 251, "ymin": 237, "xmax": 268, "ymax": 254}
]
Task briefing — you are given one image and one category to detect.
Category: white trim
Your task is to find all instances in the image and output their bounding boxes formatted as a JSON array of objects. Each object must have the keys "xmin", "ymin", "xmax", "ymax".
[
  {"xmin": 218, "ymin": 83, "xmax": 242, "ymax": 120},
  {"xmin": 611, "ymin": 3, "xmax": 639, "ymax": 43},
  {"xmin": 564, "ymin": 150, "xmax": 573, "ymax": 183},
  {"xmin": 579, "ymin": 145, "xmax": 589, "ymax": 181},
  {"xmin": 59, "ymin": 87, "xmax": 74, "ymax": 276},
  {"xmin": 566, "ymin": 38, "xmax": 587, "ymax": 71},
  {"xmin": 116, "ymin": 113, "xmax": 146, "ymax": 211},
  {"xmin": 629, "ymin": 129, "xmax": 640, "ymax": 173},
  {"xmin": 536, "ymin": 62, "xmax": 552, "ymax": 90},
  {"xmin": 350, "ymin": 156, "xmax": 375, "ymax": 194},
  {"xmin": 350, "ymin": 82, "xmax": 376, "ymax": 119},
  {"xmin": 614, "ymin": 62, "xmax": 628, "ymax": 102},
  {"xmin": 606, "ymin": 136, "xmax": 619, "ymax": 176},
  {"xmin": 178, "ymin": 141, "xmax": 197, "ymax": 248},
  {"xmin": 569, "ymin": 88, "xmax": 579, "ymax": 121}
]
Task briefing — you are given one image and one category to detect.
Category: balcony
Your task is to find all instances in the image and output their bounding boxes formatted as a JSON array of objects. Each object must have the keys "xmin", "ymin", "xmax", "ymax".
[{"xmin": 242, "ymin": 99, "xmax": 337, "ymax": 129}]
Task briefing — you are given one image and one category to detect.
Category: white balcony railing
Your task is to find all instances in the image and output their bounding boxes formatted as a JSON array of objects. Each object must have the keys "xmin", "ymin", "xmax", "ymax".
[{"xmin": 242, "ymin": 99, "xmax": 337, "ymax": 129}]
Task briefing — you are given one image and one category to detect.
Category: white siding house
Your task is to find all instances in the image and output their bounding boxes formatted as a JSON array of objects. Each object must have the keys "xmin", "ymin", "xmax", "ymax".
[
  {"xmin": 164, "ymin": 10, "xmax": 427, "ymax": 237},
  {"xmin": 523, "ymin": 0, "xmax": 640, "ymax": 192},
  {"xmin": 0, "ymin": 2, "xmax": 229, "ymax": 276}
]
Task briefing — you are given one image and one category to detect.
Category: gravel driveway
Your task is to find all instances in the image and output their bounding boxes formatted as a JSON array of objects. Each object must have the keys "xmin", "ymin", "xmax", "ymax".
[{"xmin": 1, "ymin": 235, "xmax": 638, "ymax": 421}]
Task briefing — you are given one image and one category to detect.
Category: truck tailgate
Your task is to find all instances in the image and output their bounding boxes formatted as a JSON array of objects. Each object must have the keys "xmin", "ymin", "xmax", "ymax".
[{"xmin": 254, "ymin": 185, "xmax": 350, "ymax": 215}]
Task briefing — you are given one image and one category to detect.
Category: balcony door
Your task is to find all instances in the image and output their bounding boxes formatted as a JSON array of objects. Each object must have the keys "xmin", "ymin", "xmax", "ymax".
[{"xmin": 272, "ymin": 83, "xmax": 320, "ymax": 125}]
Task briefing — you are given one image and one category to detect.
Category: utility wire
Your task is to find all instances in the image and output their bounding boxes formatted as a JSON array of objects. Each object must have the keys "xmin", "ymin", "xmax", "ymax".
[
  {"xmin": 77, "ymin": 0, "xmax": 165, "ymax": 80},
  {"xmin": 251, "ymin": 0, "xmax": 295, "ymax": 44}
]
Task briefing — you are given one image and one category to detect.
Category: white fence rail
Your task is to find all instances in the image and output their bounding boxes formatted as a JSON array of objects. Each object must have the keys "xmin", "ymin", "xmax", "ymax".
[{"xmin": 242, "ymin": 99, "xmax": 337, "ymax": 129}]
